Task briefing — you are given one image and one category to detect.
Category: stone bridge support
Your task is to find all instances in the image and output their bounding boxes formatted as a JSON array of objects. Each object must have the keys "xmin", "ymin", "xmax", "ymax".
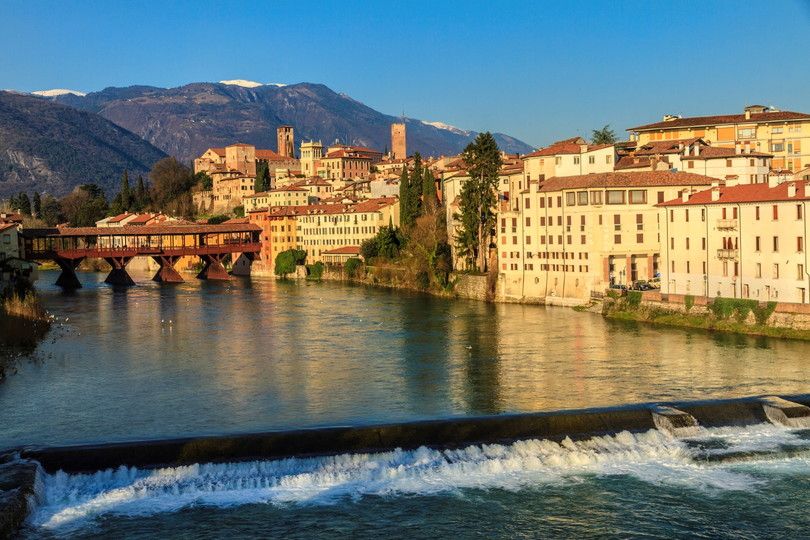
[
  {"xmin": 54, "ymin": 257, "xmax": 85, "ymax": 289},
  {"xmin": 230, "ymin": 252, "xmax": 255, "ymax": 276},
  {"xmin": 103, "ymin": 256, "xmax": 135, "ymax": 286},
  {"xmin": 152, "ymin": 256, "xmax": 185, "ymax": 283},
  {"xmin": 197, "ymin": 254, "xmax": 231, "ymax": 280}
]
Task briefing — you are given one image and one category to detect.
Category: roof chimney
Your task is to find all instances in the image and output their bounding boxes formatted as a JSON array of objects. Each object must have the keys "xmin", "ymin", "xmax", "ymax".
[
  {"xmin": 788, "ymin": 182, "xmax": 797, "ymax": 198},
  {"xmin": 681, "ymin": 189, "xmax": 690, "ymax": 202},
  {"xmin": 745, "ymin": 110, "xmax": 751, "ymax": 120},
  {"xmin": 711, "ymin": 187, "xmax": 721, "ymax": 201},
  {"xmin": 694, "ymin": 143, "xmax": 700, "ymax": 156},
  {"xmin": 768, "ymin": 173, "xmax": 781, "ymax": 188}
]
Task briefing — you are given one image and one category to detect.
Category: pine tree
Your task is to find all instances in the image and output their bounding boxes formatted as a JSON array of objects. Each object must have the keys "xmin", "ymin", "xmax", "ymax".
[
  {"xmin": 456, "ymin": 132, "xmax": 502, "ymax": 272},
  {"xmin": 398, "ymin": 167, "xmax": 412, "ymax": 228},
  {"xmin": 18, "ymin": 193, "xmax": 32, "ymax": 216},
  {"xmin": 32, "ymin": 192, "xmax": 42, "ymax": 217}
]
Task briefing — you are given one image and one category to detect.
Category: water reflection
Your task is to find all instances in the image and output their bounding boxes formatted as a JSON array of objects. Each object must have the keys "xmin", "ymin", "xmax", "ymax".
[{"xmin": 1, "ymin": 269, "xmax": 809, "ymax": 448}]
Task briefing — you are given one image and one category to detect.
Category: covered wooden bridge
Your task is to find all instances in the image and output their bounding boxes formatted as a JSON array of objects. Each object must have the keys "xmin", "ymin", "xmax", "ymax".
[{"xmin": 21, "ymin": 223, "xmax": 261, "ymax": 288}]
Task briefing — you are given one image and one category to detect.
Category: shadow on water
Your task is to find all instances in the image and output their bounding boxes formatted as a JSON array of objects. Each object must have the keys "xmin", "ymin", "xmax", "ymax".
[
  {"xmin": 461, "ymin": 302, "xmax": 501, "ymax": 414},
  {"xmin": 0, "ymin": 313, "xmax": 50, "ymax": 381}
]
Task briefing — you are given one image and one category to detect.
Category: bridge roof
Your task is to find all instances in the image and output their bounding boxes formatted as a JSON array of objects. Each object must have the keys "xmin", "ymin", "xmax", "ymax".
[{"xmin": 22, "ymin": 223, "xmax": 261, "ymax": 238}]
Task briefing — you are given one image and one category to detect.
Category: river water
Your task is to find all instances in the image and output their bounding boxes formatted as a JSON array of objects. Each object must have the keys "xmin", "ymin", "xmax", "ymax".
[{"xmin": 3, "ymin": 270, "xmax": 810, "ymax": 538}]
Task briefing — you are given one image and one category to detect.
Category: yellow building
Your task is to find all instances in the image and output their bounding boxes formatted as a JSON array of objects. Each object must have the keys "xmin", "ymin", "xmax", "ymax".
[
  {"xmin": 659, "ymin": 179, "xmax": 810, "ymax": 304},
  {"xmin": 498, "ymin": 171, "xmax": 716, "ymax": 304},
  {"xmin": 628, "ymin": 106, "xmax": 810, "ymax": 172}
]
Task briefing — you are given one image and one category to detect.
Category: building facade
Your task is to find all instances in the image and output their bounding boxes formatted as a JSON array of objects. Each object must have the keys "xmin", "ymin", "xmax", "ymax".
[
  {"xmin": 659, "ymin": 179, "xmax": 810, "ymax": 304},
  {"xmin": 628, "ymin": 106, "xmax": 810, "ymax": 172}
]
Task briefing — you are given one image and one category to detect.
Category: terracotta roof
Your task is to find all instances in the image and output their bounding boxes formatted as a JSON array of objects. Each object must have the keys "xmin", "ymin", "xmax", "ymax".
[
  {"xmin": 31, "ymin": 223, "xmax": 261, "ymax": 237},
  {"xmin": 223, "ymin": 217, "xmax": 249, "ymax": 224},
  {"xmin": 208, "ymin": 148, "xmax": 226, "ymax": 156},
  {"xmin": 659, "ymin": 180, "xmax": 810, "ymax": 207},
  {"xmin": 538, "ymin": 171, "xmax": 716, "ymax": 192},
  {"xmin": 629, "ymin": 110, "xmax": 810, "ymax": 131},
  {"xmin": 0, "ymin": 223, "xmax": 18, "ymax": 233},
  {"xmin": 0, "ymin": 212, "xmax": 24, "ymax": 223},
  {"xmin": 256, "ymin": 149, "xmax": 291, "ymax": 161},
  {"xmin": 679, "ymin": 147, "xmax": 772, "ymax": 160},
  {"xmin": 614, "ymin": 156, "xmax": 657, "ymax": 170},
  {"xmin": 251, "ymin": 197, "xmax": 398, "ymax": 217},
  {"xmin": 322, "ymin": 246, "xmax": 361, "ymax": 255},
  {"xmin": 634, "ymin": 138, "xmax": 704, "ymax": 155},
  {"xmin": 106, "ymin": 213, "xmax": 131, "ymax": 223}
]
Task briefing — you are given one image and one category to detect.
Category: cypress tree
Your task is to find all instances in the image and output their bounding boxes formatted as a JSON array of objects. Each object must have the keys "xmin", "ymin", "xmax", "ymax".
[
  {"xmin": 398, "ymin": 167, "xmax": 412, "ymax": 228},
  {"xmin": 410, "ymin": 153, "xmax": 423, "ymax": 219},
  {"xmin": 135, "ymin": 175, "xmax": 148, "ymax": 210},
  {"xmin": 120, "ymin": 170, "xmax": 132, "ymax": 211},
  {"xmin": 32, "ymin": 192, "xmax": 42, "ymax": 217},
  {"xmin": 422, "ymin": 167, "xmax": 436, "ymax": 210},
  {"xmin": 18, "ymin": 193, "xmax": 32, "ymax": 216},
  {"xmin": 255, "ymin": 162, "xmax": 270, "ymax": 193}
]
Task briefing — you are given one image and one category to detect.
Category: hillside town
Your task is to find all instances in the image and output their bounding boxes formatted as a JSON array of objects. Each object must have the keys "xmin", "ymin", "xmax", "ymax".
[{"xmin": 3, "ymin": 106, "xmax": 810, "ymax": 311}]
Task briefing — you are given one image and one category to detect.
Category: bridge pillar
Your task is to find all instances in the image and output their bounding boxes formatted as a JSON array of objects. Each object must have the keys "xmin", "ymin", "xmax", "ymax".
[
  {"xmin": 54, "ymin": 257, "xmax": 84, "ymax": 289},
  {"xmin": 152, "ymin": 256, "xmax": 185, "ymax": 283},
  {"xmin": 230, "ymin": 252, "xmax": 255, "ymax": 276},
  {"xmin": 104, "ymin": 257, "xmax": 135, "ymax": 286},
  {"xmin": 197, "ymin": 254, "xmax": 231, "ymax": 280}
]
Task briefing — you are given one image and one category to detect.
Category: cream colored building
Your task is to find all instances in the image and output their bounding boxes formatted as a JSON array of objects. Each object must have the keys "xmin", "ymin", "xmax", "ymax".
[
  {"xmin": 628, "ymin": 105, "xmax": 810, "ymax": 172},
  {"xmin": 242, "ymin": 186, "xmax": 309, "ymax": 213},
  {"xmin": 522, "ymin": 137, "xmax": 615, "ymax": 182},
  {"xmin": 616, "ymin": 138, "xmax": 772, "ymax": 183},
  {"xmin": 659, "ymin": 179, "xmax": 810, "ymax": 304},
  {"xmin": 498, "ymin": 171, "xmax": 717, "ymax": 304},
  {"xmin": 300, "ymin": 141, "xmax": 324, "ymax": 177}
]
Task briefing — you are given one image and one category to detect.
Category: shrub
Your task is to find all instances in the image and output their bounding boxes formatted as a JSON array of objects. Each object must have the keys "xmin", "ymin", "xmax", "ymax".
[
  {"xmin": 360, "ymin": 237, "xmax": 379, "ymax": 260},
  {"xmin": 274, "ymin": 250, "xmax": 296, "ymax": 277},
  {"xmin": 709, "ymin": 297, "xmax": 757, "ymax": 322},
  {"xmin": 709, "ymin": 297, "xmax": 734, "ymax": 320},
  {"xmin": 752, "ymin": 301, "xmax": 777, "ymax": 325},
  {"xmin": 607, "ymin": 289, "xmax": 621, "ymax": 299},
  {"xmin": 345, "ymin": 257, "xmax": 362, "ymax": 279},
  {"xmin": 207, "ymin": 214, "xmax": 230, "ymax": 224},
  {"xmin": 684, "ymin": 294, "xmax": 695, "ymax": 313},
  {"xmin": 626, "ymin": 290, "xmax": 642, "ymax": 308},
  {"xmin": 307, "ymin": 261, "xmax": 324, "ymax": 280},
  {"xmin": 232, "ymin": 205, "xmax": 245, "ymax": 218}
]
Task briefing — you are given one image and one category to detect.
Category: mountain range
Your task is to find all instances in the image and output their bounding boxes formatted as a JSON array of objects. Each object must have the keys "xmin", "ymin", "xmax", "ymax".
[
  {"xmin": 50, "ymin": 81, "xmax": 533, "ymax": 162},
  {"xmin": 1, "ymin": 81, "xmax": 534, "ymax": 198},
  {"xmin": 0, "ymin": 91, "xmax": 166, "ymax": 198}
]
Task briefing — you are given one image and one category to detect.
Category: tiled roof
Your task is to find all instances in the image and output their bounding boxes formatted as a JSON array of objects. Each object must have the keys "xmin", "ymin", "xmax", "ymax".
[
  {"xmin": 538, "ymin": 171, "xmax": 716, "ymax": 192},
  {"xmin": 32, "ymin": 223, "xmax": 261, "ymax": 237},
  {"xmin": 614, "ymin": 156, "xmax": 657, "ymax": 170},
  {"xmin": 634, "ymin": 138, "xmax": 704, "ymax": 155},
  {"xmin": 0, "ymin": 223, "xmax": 18, "ymax": 233},
  {"xmin": 629, "ymin": 110, "xmax": 810, "ymax": 131},
  {"xmin": 659, "ymin": 180, "xmax": 810, "ymax": 206},
  {"xmin": 253, "ymin": 197, "xmax": 398, "ymax": 217},
  {"xmin": 679, "ymin": 147, "xmax": 772, "ymax": 160}
]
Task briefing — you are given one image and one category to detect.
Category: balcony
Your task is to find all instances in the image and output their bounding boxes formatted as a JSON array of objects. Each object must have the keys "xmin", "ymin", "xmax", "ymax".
[
  {"xmin": 717, "ymin": 248, "xmax": 739, "ymax": 260},
  {"xmin": 716, "ymin": 219, "xmax": 738, "ymax": 230}
]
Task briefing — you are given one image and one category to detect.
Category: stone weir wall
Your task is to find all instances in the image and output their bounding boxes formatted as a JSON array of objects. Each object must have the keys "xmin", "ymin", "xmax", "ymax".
[
  {"xmin": 3, "ymin": 393, "xmax": 810, "ymax": 536},
  {"xmin": 16, "ymin": 393, "xmax": 810, "ymax": 474}
]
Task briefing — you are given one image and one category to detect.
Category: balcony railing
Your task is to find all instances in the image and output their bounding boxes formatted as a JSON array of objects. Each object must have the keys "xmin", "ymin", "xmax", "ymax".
[
  {"xmin": 717, "ymin": 248, "xmax": 739, "ymax": 260},
  {"xmin": 716, "ymin": 219, "xmax": 738, "ymax": 230}
]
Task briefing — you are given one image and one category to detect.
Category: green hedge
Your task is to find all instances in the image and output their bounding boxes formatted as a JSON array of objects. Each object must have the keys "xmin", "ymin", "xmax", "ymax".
[{"xmin": 307, "ymin": 261, "xmax": 324, "ymax": 281}]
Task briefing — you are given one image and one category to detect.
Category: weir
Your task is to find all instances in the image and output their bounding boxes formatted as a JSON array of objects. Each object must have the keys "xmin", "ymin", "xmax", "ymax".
[
  {"xmin": 650, "ymin": 405, "xmax": 700, "ymax": 437},
  {"xmin": 760, "ymin": 396, "xmax": 810, "ymax": 428}
]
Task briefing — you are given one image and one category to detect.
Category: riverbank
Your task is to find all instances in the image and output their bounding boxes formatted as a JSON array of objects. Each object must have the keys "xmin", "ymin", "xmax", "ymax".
[
  {"xmin": 602, "ymin": 292, "xmax": 810, "ymax": 340},
  {"xmin": 0, "ymin": 291, "xmax": 52, "ymax": 380}
]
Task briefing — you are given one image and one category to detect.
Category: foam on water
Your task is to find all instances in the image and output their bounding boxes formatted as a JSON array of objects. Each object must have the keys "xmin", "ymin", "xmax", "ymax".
[{"xmin": 28, "ymin": 424, "xmax": 810, "ymax": 532}]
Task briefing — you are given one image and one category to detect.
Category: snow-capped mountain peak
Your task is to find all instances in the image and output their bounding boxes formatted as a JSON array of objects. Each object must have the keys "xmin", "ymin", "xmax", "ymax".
[
  {"xmin": 219, "ymin": 79, "xmax": 264, "ymax": 88},
  {"xmin": 422, "ymin": 120, "xmax": 470, "ymax": 136},
  {"xmin": 31, "ymin": 88, "xmax": 87, "ymax": 97}
]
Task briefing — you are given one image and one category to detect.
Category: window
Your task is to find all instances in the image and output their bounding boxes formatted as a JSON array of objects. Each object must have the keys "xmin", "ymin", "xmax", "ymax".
[
  {"xmin": 573, "ymin": 156, "xmax": 580, "ymax": 165},
  {"xmin": 606, "ymin": 190, "xmax": 625, "ymax": 204},
  {"xmin": 525, "ymin": 217, "xmax": 531, "ymax": 226},
  {"xmin": 588, "ymin": 155, "xmax": 595, "ymax": 164},
  {"xmin": 701, "ymin": 208, "xmax": 706, "ymax": 222},
  {"xmin": 636, "ymin": 213, "xmax": 643, "ymax": 230},
  {"xmin": 686, "ymin": 238, "xmax": 690, "ymax": 250},
  {"xmin": 566, "ymin": 192, "xmax": 576, "ymax": 206},
  {"xmin": 629, "ymin": 190, "xmax": 647, "ymax": 204},
  {"xmin": 726, "ymin": 159, "xmax": 732, "ymax": 167},
  {"xmin": 685, "ymin": 209, "xmax": 690, "ymax": 222},
  {"xmin": 526, "ymin": 236, "xmax": 531, "ymax": 245},
  {"xmin": 798, "ymin": 205, "xmax": 803, "ymax": 220},
  {"xmin": 773, "ymin": 236, "xmax": 779, "ymax": 252},
  {"xmin": 799, "ymin": 237, "xmax": 804, "ymax": 253},
  {"xmin": 590, "ymin": 191, "xmax": 603, "ymax": 205},
  {"xmin": 755, "ymin": 236, "xmax": 761, "ymax": 251},
  {"xmin": 637, "ymin": 233, "xmax": 644, "ymax": 243},
  {"xmin": 577, "ymin": 191, "xmax": 588, "ymax": 205},
  {"xmin": 614, "ymin": 234, "xmax": 622, "ymax": 244},
  {"xmin": 525, "ymin": 197, "xmax": 530, "ymax": 209},
  {"xmin": 555, "ymin": 157, "xmax": 561, "ymax": 165},
  {"xmin": 774, "ymin": 264, "xmax": 780, "ymax": 279},
  {"xmin": 657, "ymin": 191, "xmax": 665, "ymax": 203},
  {"xmin": 800, "ymin": 264, "xmax": 806, "ymax": 280},
  {"xmin": 756, "ymin": 263, "xmax": 762, "ymax": 278},
  {"xmin": 773, "ymin": 205, "xmax": 779, "ymax": 220},
  {"xmin": 614, "ymin": 214, "xmax": 621, "ymax": 231},
  {"xmin": 687, "ymin": 161, "xmax": 695, "ymax": 169},
  {"xmin": 772, "ymin": 127, "xmax": 783, "ymax": 135},
  {"xmin": 738, "ymin": 127, "xmax": 756, "ymax": 139}
]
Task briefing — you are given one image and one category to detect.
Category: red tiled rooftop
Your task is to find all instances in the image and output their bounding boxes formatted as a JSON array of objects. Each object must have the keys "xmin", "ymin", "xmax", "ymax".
[
  {"xmin": 629, "ymin": 110, "xmax": 810, "ymax": 131},
  {"xmin": 322, "ymin": 246, "xmax": 361, "ymax": 255},
  {"xmin": 538, "ymin": 171, "xmax": 715, "ymax": 192},
  {"xmin": 659, "ymin": 180, "xmax": 810, "ymax": 206}
]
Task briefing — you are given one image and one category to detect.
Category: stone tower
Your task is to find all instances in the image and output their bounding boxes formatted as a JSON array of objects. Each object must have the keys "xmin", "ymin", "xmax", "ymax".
[
  {"xmin": 277, "ymin": 125, "xmax": 295, "ymax": 158},
  {"xmin": 391, "ymin": 123, "xmax": 406, "ymax": 160}
]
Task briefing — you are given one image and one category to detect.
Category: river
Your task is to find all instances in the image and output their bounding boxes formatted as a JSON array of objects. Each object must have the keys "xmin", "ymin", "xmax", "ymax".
[{"xmin": 3, "ymin": 270, "xmax": 810, "ymax": 538}]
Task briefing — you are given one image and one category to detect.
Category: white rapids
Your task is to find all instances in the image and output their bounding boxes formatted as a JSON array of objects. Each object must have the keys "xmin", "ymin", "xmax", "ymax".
[{"xmin": 28, "ymin": 423, "xmax": 810, "ymax": 532}]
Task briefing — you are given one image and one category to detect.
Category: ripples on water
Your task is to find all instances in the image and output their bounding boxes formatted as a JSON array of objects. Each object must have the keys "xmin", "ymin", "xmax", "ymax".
[{"xmin": 1, "ymin": 269, "xmax": 809, "ymax": 449}]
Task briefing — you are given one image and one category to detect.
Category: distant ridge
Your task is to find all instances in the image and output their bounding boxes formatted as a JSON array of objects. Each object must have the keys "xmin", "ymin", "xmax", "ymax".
[
  {"xmin": 0, "ymin": 91, "xmax": 166, "ymax": 198},
  {"xmin": 46, "ymin": 81, "xmax": 534, "ymax": 161}
]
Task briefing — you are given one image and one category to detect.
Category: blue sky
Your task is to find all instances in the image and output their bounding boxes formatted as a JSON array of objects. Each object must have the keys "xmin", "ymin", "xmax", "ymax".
[{"xmin": 2, "ymin": 0, "xmax": 809, "ymax": 148}]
